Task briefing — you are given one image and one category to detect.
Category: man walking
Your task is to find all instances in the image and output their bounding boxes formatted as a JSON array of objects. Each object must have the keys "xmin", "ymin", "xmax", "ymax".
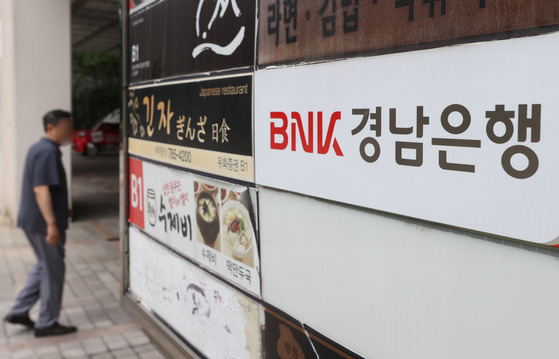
[{"xmin": 4, "ymin": 110, "xmax": 77, "ymax": 337}]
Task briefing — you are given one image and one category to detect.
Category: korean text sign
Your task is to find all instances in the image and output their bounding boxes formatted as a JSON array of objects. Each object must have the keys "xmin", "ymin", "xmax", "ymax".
[
  {"xmin": 128, "ymin": 74, "xmax": 254, "ymax": 182},
  {"xmin": 129, "ymin": 157, "xmax": 261, "ymax": 296},
  {"xmin": 254, "ymin": 33, "xmax": 559, "ymax": 245},
  {"xmin": 258, "ymin": 0, "xmax": 559, "ymax": 65}
]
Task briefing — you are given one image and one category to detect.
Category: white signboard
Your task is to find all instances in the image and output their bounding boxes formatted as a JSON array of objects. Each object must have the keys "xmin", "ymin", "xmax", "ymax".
[
  {"xmin": 129, "ymin": 227, "xmax": 262, "ymax": 358},
  {"xmin": 255, "ymin": 32, "xmax": 559, "ymax": 245},
  {"xmin": 129, "ymin": 157, "xmax": 261, "ymax": 296},
  {"xmin": 129, "ymin": 157, "xmax": 196, "ymax": 258}
]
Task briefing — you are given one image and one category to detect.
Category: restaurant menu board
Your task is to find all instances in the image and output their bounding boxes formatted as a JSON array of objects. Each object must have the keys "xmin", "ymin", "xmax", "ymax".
[
  {"xmin": 129, "ymin": 157, "xmax": 261, "ymax": 296},
  {"xmin": 254, "ymin": 32, "xmax": 559, "ymax": 245},
  {"xmin": 257, "ymin": 0, "xmax": 559, "ymax": 66},
  {"xmin": 129, "ymin": 0, "xmax": 255, "ymax": 83},
  {"xmin": 127, "ymin": 74, "xmax": 254, "ymax": 182},
  {"xmin": 129, "ymin": 227, "xmax": 262, "ymax": 359}
]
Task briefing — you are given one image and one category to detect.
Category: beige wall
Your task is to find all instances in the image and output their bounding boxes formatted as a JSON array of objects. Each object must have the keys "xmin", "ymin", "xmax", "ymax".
[
  {"xmin": 260, "ymin": 188, "xmax": 559, "ymax": 359},
  {"xmin": 0, "ymin": 0, "xmax": 72, "ymax": 224}
]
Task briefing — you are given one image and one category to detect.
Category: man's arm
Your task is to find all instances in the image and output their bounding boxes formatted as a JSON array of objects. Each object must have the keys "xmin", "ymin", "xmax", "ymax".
[{"xmin": 33, "ymin": 185, "xmax": 60, "ymax": 246}]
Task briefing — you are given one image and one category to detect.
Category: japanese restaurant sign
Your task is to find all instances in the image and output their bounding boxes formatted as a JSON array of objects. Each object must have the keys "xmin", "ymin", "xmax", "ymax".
[
  {"xmin": 128, "ymin": 74, "xmax": 254, "ymax": 182},
  {"xmin": 129, "ymin": 157, "xmax": 261, "ymax": 296},
  {"xmin": 258, "ymin": 0, "xmax": 559, "ymax": 65},
  {"xmin": 254, "ymin": 32, "xmax": 559, "ymax": 245},
  {"xmin": 129, "ymin": 0, "xmax": 255, "ymax": 83}
]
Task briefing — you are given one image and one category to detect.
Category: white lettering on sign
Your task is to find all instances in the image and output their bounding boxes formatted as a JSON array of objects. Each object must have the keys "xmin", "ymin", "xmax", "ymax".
[
  {"xmin": 193, "ymin": 0, "xmax": 245, "ymax": 58},
  {"xmin": 130, "ymin": 174, "xmax": 143, "ymax": 212}
]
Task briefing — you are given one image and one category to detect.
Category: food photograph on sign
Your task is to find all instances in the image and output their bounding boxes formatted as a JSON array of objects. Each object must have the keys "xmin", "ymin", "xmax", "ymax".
[
  {"xmin": 220, "ymin": 192, "xmax": 256, "ymax": 265},
  {"xmin": 195, "ymin": 181, "xmax": 221, "ymax": 250},
  {"xmin": 195, "ymin": 181, "xmax": 258, "ymax": 261},
  {"xmin": 194, "ymin": 177, "xmax": 259, "ymax": 287}
]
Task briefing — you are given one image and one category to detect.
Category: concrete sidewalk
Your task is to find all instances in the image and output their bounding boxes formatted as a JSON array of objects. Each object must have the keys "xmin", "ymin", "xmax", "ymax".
[
  {"xmin": 0, "ymin": 155, "xmax": 164, "ymax": 359},
  {"xmin": 0, "ymin": 222, "xmax": 163, "ymax": 359}
]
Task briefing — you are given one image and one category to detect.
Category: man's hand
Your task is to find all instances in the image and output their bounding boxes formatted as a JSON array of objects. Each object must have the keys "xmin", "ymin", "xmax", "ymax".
[
  {"xmin": 46, "ymin": 223, "xmax": 60, "ymax": 246},
  {"xmin": 34, "ymin": 185, "xmax": 60, "ymax": 246}
]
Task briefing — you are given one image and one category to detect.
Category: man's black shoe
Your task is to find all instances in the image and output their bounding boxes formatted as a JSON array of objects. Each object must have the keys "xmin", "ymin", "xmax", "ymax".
[
  {"xmin": 4, "ymin": 313, "xmax": 34, "ymax": 328},
  {"xmin": 34, "ymin": 322, "xmax": 77, "ymax": 338}
]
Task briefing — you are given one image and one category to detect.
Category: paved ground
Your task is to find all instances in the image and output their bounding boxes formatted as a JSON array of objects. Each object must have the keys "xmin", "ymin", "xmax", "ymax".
[
  {"xmin": 72, "ymin": 153, "xmax": 120, "ymax": 224},
  {"xmin": 0, "ymin": 153, "xmax": 164, "ymax": 359}
]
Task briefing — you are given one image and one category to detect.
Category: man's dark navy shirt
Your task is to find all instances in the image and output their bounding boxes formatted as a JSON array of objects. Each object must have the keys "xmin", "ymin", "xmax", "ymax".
[{"xmin": 17, "ymin": 137, "xmax": 68, "ymax": 233}]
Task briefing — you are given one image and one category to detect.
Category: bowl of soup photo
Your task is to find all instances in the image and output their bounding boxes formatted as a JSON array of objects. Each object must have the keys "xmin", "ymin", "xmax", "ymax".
[
  {"xmin": 196, "ymin": 191, "xmax": 220, "ymax": 247},
  {"xmin": 221, "ymin": 201, "xmax": 254, "ymax": 259}
]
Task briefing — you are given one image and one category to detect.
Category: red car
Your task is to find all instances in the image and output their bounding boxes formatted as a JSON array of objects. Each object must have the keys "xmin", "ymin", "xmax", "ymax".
[{"xmin": 73, "ymin": 110, "xmax": 121, "ymax": 156}]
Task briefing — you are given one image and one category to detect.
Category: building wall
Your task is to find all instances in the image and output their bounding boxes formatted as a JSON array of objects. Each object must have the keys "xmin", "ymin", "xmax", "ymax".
[
  {"xmin": 121, "ymin": 1, "xmax": 559, "ymax": 358},
  {"xmin": 0, "ymin": 0, "xmax": 72, "ymax": 223},
  {"xmin": 260, "ymin": 187, "xmax": 559, "ymax": 359}
]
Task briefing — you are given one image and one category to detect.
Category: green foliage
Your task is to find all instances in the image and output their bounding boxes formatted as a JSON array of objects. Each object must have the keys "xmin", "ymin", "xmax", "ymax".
[{"xmin": 72, "ymin": 52, "xmax": 121, "ymax": 129}]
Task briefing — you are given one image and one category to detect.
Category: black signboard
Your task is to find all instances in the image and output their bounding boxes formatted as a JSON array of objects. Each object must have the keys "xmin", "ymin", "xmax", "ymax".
[
  {"xmin": 127, "ymin": 74, "xmax": 254, "ymax": 182},
  {"xmin": 264, "ymin": 304, "xmax": 365, "ymax": 359},
  {"xmin": 129, "ymin": 0, "xmax": 256, "ymax": 83}
]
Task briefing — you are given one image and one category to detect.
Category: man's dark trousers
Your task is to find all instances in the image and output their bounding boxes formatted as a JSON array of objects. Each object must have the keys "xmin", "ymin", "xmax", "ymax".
[{"xmin": 8, "ymin": 231, "xmax": 65, "ymax": 329}]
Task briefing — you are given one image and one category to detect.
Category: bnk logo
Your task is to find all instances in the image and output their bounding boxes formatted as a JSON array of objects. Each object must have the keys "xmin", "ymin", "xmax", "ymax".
[{"xmin": 269, "ymin": 111, "xmax": 344, "ymax": 156}]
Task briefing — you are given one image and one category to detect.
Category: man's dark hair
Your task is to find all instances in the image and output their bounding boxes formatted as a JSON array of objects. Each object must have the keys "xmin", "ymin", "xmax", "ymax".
[{"xmin": 43, "ymin": 109, "xmax": 72, "ymax": 132}]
